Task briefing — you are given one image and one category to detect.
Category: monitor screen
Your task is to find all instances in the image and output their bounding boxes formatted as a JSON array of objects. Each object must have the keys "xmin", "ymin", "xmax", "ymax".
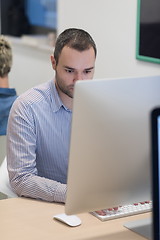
[
  {"xmin": 136, "ymin": 0, "xmax": 160, "ymax": 64},
  {"xmin": 65, "ymin": 75, "xmax": 160, "ymax": 238},
  {"xmin": 25, "ymin": 0, "xmax": 57, "ymax": 30},
  {"xmin": 151, "ymin": 108, "xmax": 160, "ymax": 240},
  {"xmin": 1, "ymin": 0, "xmax": 57, "ymax": 36}
]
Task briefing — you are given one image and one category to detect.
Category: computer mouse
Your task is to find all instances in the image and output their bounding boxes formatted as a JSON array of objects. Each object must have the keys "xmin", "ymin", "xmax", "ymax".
[{"xmin": 53, "ymin": 213, "xmax": 82, "ymax": 227}]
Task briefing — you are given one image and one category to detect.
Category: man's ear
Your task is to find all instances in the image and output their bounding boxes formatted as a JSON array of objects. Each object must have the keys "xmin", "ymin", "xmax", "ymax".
[{"xmin": 51, "ymin": 55, "xmax": 56, "ymax": 70}]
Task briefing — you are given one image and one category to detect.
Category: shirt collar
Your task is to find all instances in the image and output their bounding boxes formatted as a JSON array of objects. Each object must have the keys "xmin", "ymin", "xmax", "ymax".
[
  {"xmin": 49, "ymin": 80, "xmax": 71, "ymax": 113},
  {"xmin": 0, "ymin": 88, "xmax": 17, "ymax": 97}
]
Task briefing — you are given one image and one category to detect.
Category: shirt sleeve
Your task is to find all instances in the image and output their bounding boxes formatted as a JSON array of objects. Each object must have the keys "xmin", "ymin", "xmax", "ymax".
[{"xmin": 6, "ymin": 98, "xmax": 67, "ymax": 203}]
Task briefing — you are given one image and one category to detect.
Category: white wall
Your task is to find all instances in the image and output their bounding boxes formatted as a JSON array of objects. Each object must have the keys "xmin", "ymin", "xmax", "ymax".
[
  {"xmin": 8, "ymin": 39, "xmax": 54, "ymax": 95},
  {"xmin": 57, "ymin": 0, "xmax": 160, "ymax": 79}
]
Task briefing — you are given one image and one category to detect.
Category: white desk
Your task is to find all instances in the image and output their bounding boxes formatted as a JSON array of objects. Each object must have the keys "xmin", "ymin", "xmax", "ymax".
[{"xmin": 0, "ymin": 198, "xmax": 151, "ymax": 240}]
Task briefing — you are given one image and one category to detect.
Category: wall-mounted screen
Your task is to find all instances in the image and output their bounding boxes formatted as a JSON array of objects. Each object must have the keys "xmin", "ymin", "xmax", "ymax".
[
  {"xmin": 25, "ymin": 0, "xmax": 57, "ymax": 30},
  {"xmin": 136, "ymin": 0, "xmax": 160, "ymax": 64},
  {"xmin": 1, "ymin": 0, "xmax": 57, "ymax": 36}
]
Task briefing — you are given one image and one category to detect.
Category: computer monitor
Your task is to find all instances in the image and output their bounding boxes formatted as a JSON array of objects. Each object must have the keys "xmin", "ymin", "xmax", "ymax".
[
  {"xmin": 65, "ymin": 75, "xmax": 160, "ymax": 239},
  {"xmin": 151, "ymin": 108, "xmax": 160, "ymax": 240}
]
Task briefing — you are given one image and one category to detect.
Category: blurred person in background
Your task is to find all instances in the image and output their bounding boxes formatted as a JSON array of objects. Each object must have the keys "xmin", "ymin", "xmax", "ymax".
[{"xmin": 0, "ymin": 36, "xmax": 17, "ymax": 135}]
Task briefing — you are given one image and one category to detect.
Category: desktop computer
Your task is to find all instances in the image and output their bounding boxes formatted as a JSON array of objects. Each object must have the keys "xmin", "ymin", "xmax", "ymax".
[
  {"xmin": 65, "ymin": 75, "xmax": 160, "ymax": 239},
  {"xmin": 151, "ymin": 108, "xmax": 160, "ymax": 240}
]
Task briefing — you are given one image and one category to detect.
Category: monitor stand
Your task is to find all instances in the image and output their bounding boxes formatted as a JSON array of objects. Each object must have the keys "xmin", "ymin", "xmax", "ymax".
[{"xmin": 123, "ymin": 218, "xmax": 152, "ymax": 240}]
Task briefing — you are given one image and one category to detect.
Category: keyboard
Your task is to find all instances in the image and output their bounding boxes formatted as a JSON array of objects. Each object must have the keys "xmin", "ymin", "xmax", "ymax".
[{"xmin": 91, "ymin": 200, "xmax": 152, "ymax": 221}]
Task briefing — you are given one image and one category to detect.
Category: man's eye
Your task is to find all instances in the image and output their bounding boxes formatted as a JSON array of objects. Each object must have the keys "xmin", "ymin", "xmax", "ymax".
[
  {"xmin": 85, "ymin": 70, "xmax": 92, "ymax": 74},
  {"xmin": 65, "ymin": 69, "xmax": 74, "ymax": 73}
]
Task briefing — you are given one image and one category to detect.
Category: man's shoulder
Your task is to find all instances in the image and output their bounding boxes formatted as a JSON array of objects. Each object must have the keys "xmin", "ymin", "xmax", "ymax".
[{"xmin": 18, "ymin": 80, "xmax": 53, "ymax": 106}]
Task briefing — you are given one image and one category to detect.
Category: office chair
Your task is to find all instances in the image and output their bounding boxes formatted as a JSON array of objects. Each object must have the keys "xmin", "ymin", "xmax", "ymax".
[{"xmin": 0, "ymin": 157, "xmax": 18, "ymax": 198}]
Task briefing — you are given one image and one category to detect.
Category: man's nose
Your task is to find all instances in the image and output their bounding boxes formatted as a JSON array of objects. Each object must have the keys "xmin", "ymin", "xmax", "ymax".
[{"xmin": 74, "ymin": 72, "xmax": 83, "ymax": 81}]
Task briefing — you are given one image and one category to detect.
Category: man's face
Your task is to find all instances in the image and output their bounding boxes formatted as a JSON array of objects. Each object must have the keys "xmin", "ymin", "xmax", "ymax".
[{"xmin": 51, "ymin": 46, "xmax": 96, "ymax": 98}]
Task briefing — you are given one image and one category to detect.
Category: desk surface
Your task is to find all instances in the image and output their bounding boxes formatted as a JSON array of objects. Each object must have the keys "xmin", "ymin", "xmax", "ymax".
[{"xmin": 0, "ymin": 198, "xmax": 151, "ymax": 240}]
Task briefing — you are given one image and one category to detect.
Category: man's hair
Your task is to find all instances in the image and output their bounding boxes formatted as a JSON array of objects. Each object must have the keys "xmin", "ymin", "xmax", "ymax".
[
  {"xmin": 54, "ymin": 28, "xmax": 97, "ymax": 64},
  {"xmin": 0, "ymin": 36, "xmax": 12, "ymax": 78}
]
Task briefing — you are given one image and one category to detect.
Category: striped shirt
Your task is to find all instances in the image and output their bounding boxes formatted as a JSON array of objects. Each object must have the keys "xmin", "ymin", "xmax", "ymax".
[{"xmin": 7, "ymin": 80, "xmax": 72, "ymax": 203}]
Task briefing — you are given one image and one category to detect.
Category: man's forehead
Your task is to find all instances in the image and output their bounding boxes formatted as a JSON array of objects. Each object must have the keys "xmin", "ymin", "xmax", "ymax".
[
  {"xmin": 57, "ymin": 46, "xmax": 95, "ymax": 70},
  {"xmin": 60, "ymin": 45, "xmax": 95, "ymax": 56}
]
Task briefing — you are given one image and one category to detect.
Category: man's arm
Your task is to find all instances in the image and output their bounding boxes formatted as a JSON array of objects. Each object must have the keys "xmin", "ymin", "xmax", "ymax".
[{"xmin": 7, "ymin": 98, "xmax": 67, "ymax": 203}]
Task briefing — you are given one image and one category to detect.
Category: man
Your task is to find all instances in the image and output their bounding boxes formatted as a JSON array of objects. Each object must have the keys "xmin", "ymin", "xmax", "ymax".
[
  {"xmin": 7, "ymin": 28, "xmax": 97, "ymax": 202},
  {"xmin": 0, "ymin": 35, "xmax": 17, "ymax": 135}
]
